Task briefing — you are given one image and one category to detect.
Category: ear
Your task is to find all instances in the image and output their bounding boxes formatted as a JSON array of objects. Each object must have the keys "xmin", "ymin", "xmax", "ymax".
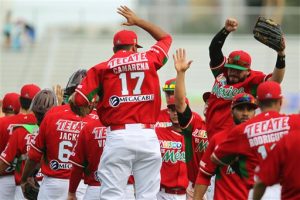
[
  {"xmin": 246, "ymin": 70, "xmax": 250, "ymax": 76},
  {"xmin": 131, "ymin": 45, "xmax": 137, "ymax": 52}
]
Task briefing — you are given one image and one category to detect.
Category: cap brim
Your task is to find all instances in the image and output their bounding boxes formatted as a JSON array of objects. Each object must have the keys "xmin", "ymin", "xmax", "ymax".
[
  {"xmin": 225, "ymin": 64, "xmax": 248, "ymax": 71},
  {"xmin": 136, "ymin": 44, "xmax": 143, "ymax": 48},
  {"xmin": 232, "ymin": 102, "xmax": 258, "ymax": 109}
]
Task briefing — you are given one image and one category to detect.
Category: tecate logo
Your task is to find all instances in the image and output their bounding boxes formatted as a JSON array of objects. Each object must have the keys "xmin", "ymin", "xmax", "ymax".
[{"xmin": 109, "ymin": 95, "xmax": 121, "ymax": 107}]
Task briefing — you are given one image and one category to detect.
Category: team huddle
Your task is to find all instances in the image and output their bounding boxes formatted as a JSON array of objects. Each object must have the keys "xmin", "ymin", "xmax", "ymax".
[{"xmin": 0, "ymin": 5, "xmax": 299, "ymax": 200}]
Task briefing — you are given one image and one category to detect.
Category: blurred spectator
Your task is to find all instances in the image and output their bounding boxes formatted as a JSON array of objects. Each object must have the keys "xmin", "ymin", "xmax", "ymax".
[{"xmin": 2, "ymin": 11, "xmax": 13, "ymax": 49}]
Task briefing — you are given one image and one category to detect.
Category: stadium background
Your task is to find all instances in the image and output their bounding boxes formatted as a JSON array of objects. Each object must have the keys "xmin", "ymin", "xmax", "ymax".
[{"xmin": 0, "ymin": 0, "xmax": 299, "ymax": 115}]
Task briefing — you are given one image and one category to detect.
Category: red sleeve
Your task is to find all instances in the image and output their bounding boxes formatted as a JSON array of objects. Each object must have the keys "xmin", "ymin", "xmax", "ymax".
[
  {"xmin": 69, "ymin": 164, "xmax": 84, "ymax": 193},
  {"xmin": 212, "ymin": 127, "xmax": 248, "ymax": 165},
  {"xmin": 69, "ymin": 128, "xmax": 86, "ymax": 168},
  {"xmin": 0, "ymin": 128, "xmax": 20, "ymax": 164},
  {"xmin": 196, "ymin": 135, "xmax": 218, "ymax": 185},
  {"xmin": 28, "ymin": 117, "xmax": 47, "ymax": 163},
  {"xmin": 249, "ymin": 71, "xmax": 270, "ymax": 85},
  {"xmin": 257, "ymin": 138, "xmax": 284, "ymax": 186},
  {"xmin": 147, "ymin": 35, "xmax": 172, "ymax": 70},
  {"xmin": 74, "ymin": 66, "xmax": 102, "ymax": 106}
]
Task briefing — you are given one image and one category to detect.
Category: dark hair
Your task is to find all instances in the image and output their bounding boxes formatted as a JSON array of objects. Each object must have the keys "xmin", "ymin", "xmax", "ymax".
[
  {"xmin": 258, "ymin": 99, "xmax": 281, "ymax": 109},
  {"xmin": 2, "ymin": 107, "xmax": 16, "ymax": 114},
  {"xmin": 20, "ymin": 97, "xmax": 32, "ymax": 110},
  {"xmin": 113, "ymin": 44, "xmax": 133, "ymax": 53}
]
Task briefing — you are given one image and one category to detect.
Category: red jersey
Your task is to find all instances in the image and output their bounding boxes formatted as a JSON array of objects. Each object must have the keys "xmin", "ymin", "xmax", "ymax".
[
  {"xmin": 182, "ymin": 111, "xmax": 208, "ymax": 184},
  {"xmin": 0, "ymin": 113, "xmax": 36, "ymax": 176},
  {"xmin": 155, "ymin": 109, "xmax": 173, "ymax": 128},
  {"xmin": 28, "ymin": 107, "xmax": 96, "ymax": 179},
  {"xmin": 69, "ymin": 120, "xmax": 106, "ymax": 186},
  {"xmin": 196, "ymin": 129, "xmax": 249, "ymax": 199},
  {"xmin": 257, "ymin": 130, "xmax": 300, "ymax": 200},
  {"xmin": 212, "ymin": 111, "xmax": 300, "ymax": 188},
  {"xmin": 206, "ymin": 59, "xmax": 270, "ymax": 139},
  {"xmin": 155, "ymin": 126, "xmax": 188, "ymax": 189},
  {"xmin": 74, "ymin": 35, "xmax": 172, "ymax": 126},
  {"xmin": 0, "ymin": 124, "xmax": 39, "ymax": 185}
]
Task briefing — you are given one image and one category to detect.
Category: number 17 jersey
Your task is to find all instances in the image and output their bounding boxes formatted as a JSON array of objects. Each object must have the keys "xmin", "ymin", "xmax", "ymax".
[{"xmin": 75, "ymin": 35, "xmax": 172, "ymax": 126}]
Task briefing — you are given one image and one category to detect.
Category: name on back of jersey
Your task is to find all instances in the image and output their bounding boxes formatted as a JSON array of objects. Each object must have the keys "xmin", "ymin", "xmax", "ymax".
[{"xmin": 244, "ymin": 117, "xmax": 290, "ymax": 147}]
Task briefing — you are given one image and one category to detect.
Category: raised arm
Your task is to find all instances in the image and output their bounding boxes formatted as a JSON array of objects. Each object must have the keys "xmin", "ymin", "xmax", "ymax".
[
  {"xmin": 117, "ymin": 6, "xmax": 169, "ymax": 40},
  {"xmin": 209, "ymin": 18, "xmax": 238, "ymax": 74},
  {"xmin": 268, "ymin": 38, "xmax": 286, "ymax": 83},
  {"xmin": 173, "ymin": 48, "xmax": 192, "ymax": 113}
]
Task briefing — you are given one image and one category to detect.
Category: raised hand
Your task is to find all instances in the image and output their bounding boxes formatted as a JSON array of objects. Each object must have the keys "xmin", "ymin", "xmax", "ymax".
[
  {"xmin": 225, "ymin": 18, "xmax": 238, "ymax": 32},
  {"xmin": 173, "ymin": 48, "xmax": 193, "ymax": 73},
  {"xmin": 117, "ymin": 6, "xmax": 140, "ymax": 26}
]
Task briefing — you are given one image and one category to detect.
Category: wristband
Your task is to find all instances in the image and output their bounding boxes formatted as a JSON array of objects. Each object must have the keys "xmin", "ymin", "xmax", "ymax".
[{"xmin": 276, "ymin": 55, "xmax": 285, "ymax": 69}]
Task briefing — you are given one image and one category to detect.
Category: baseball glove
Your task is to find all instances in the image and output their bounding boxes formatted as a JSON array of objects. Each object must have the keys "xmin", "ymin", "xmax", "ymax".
[
  {"xmin": 23, "ymin": 180, "xmax": 39, "ymax": 200},
  {"xmin": 253, "ymin": 16, "xmax": 285, "ymax": 52}
]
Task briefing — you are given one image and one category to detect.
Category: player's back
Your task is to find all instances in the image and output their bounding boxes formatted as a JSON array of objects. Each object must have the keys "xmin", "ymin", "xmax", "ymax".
[
  {"xmin": 95, "ymin": 51, "xmax": 162, "ymax": 126},
  {"xmin": 0, "ymin": 113, "xmax": 36, "ymax": 154},
  {"xmin": 70, "ymin": 120, "xmax": 106, "ymax": 185},
  {"xmin": 31, "ymin": 108, "xmax": 96, "ymax": 179},
  {"xmin": 241, "ymin": 111, "xmax": 300, "ymax": 162}
]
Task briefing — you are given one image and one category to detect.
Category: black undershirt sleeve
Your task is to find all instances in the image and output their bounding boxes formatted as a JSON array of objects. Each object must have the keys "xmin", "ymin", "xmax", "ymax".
[
  {"xmin": 177, "ymin": 104, "xmax": 192, "ymax": 128},
  {"xmin": 209, "ymin": 28, "xmax": 230, "ymax": 67}
]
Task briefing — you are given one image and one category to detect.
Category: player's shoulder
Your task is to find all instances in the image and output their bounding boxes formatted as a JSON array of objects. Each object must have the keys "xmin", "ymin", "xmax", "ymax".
[{"xmin": 82, "ymin": 120, "xmax": 104, "ymax": 130}]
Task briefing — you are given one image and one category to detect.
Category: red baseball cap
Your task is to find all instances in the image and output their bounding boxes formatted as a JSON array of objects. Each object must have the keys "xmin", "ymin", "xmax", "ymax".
[
  {"xmin": 21, "ymin": 84, "xmax": 41, "ymax": 100},
  {"xmin": 113, "ymin": 30, "xmax": 142, "ymax": 48},
  {"xmin": 2, "ymin": 92, "xmax": 21, "ymax": 114},
  {"xmin": 231, "ymin": 93, "xmax": 257, "ymax": 109},
  {"xmin": 225, "ymin": 50, "xmax": 251, "ymax": 71},
  {"xmin": 162, "ymin": 78, "xmax": 176, "ymax": 92},
  {"xmin": 257, "ymin": 81, "xmax": 282, "ymax": 101},
  {"xmin": 167, "ymin": 96, "xmax": 189, "ymax": 106}
]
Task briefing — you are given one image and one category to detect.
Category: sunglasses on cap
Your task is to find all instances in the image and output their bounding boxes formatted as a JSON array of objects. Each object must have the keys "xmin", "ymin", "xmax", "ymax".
[{"xmin": 162, "ymin": 83, "xmax": 176, "ymax": 91}]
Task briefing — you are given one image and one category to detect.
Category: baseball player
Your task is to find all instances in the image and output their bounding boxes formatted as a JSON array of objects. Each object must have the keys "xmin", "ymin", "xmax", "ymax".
[
  {"xmin": 156, "ymin": 78, "xmax": 176, "ymax": 128},
  {"xmin": 211, "ymin": 81, "xmax": 300, "ymax": 199},
  {"xmin": 67, "ymin": 120, "xmax": 136, "ymax": 200},
  {"xmin": 253, "ymin": 130, "xmax": 300, "ymax": 200},
  {"xmin": 71, "ymin": 6, "xmax": 172, "ymax": 199},
  {"xmin": 194, "ymin": 93, "xmax": 258, "ymax": 200},
  {"xmin": 156, "ymin": 96, "xmax": 189, "ymax": 200},
  {"xmin": 0, "ymin": 89, "xmax": 57, "ymax": 199},
  {"xmin": 173, "ymin": 48, "xmax": 208, "ymax": 200},
  {"xmin": 67, "ymin": 120, "xmax": 106, "ymax": 200},
  {"xmin": 205, "ymin": 17, "xmax": 286, "ymax": 139},
  {"xmin": 0, "ymin": 84, "xmax": 40, "ymax": 200},
  {"xmin": 21, "ymin": 97, "xmax": 97, "ymax": 199}
]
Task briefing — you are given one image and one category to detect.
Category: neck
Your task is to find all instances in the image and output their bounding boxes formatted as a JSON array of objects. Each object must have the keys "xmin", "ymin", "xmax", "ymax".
[
  {"xmin": 171, "ymin": 124, "xmax": 182, "ymax": 132},
  {"xmin": 20, "ymin": 108, "xmax": 32, "ymax": 115}
]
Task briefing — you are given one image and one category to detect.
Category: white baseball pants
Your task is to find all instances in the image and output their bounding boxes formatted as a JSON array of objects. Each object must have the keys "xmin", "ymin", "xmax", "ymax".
[
  {"xmin": 0, "ymin": 175, "xmax": 16, "ymax": 200},
  {"xmin": 98, "ymin": 124, "xmax": 162, "ymax": 200}
]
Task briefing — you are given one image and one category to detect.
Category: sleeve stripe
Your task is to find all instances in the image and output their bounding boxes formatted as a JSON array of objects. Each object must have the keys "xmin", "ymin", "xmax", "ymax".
[
  {"xmin": 211, "ymin": 153, "xmax": 228, "ymax": 166},
  {"xmin": 75, "ymin": 89, "xmax": 90, "ymax": 103},
  {"xmin": 30, "ymin": 144, "xmax": 43, "ymax": 153},
  {"xmin": 0, "ymin": 156, "xmax": 11, "ymax": 166},
  {"xmin": 181, "ymin": 114, "xmax": 194, "ymax": 129},
  {"xmin": 69, "ymin": 160, "xmax": 84, "ymax": 168},
  {"xmin": 199, "ymin": 167, "xmax": 213, "ymax": 176},
  {"xmin": 153, "ymin": 45, "xmax": 168, "ymax": 59},
  {"xmin": 210, "ymin": 57, "xmax": 226, "ymax": 70}
]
